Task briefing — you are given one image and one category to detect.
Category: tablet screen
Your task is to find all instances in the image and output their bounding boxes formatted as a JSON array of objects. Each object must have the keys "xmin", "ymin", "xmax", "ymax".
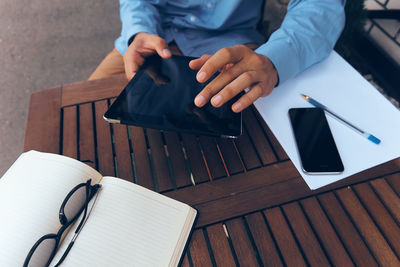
[{"xmin": 104, "ymin": 55, "xmax": 242, "ymax": 138}]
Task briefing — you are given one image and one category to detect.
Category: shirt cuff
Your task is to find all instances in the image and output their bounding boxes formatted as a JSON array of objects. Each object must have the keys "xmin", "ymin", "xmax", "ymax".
[
  {"xmin": 255, "ymin": 38, "xmax": 300, "ymax": 85},
  {"xmin": 124, "ymin": 25, "xmax": 159, "ymax": 47}
]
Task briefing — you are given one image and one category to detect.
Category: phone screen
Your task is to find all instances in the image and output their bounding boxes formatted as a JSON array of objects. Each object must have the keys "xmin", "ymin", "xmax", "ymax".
[{"xmin": 289, "ymin": 107, "xmax": 344, "ymax": 174}]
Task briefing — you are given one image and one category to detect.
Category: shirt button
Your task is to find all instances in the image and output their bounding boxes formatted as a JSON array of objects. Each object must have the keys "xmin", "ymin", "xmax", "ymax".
[
  {"xmin": 206, "ymin": 2, "xmax": 212, "ymax": 8},
  {"xmin": 189, "ymin": 16, "xmax": 196, "ymax": 22}
]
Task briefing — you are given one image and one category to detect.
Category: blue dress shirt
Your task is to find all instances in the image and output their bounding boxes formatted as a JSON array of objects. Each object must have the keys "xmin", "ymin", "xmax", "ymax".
[{"xmin": 115, "ymin": 0, "xmax": 345, "ymax": 84}]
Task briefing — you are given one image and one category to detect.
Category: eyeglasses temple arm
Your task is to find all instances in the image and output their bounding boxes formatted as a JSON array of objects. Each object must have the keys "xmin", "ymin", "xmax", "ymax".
[{"xmin": 53, "ymin": 185, "xmax": 101, "ymax": 266}]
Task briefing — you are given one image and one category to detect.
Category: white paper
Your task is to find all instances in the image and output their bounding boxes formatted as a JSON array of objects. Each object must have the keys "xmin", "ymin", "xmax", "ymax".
[{"xmin": 254, "ymin": 51, "xmax": 400, "ymax": 190}]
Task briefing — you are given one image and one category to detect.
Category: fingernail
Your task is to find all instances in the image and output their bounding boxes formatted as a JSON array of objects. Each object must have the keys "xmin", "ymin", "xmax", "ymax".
[
  {"xmin": 197, "ymin": 72, "xmax": 206, "ymax": 82},
  {"xmin": 163, "ymin": 49, "xmax": 171, "ymax": 57},
  {"xmin": 212, "ymin": 95, "xmax": 222, "ymax": 106},
  {"xmin": 232, "ymin": 102, "xmax": 242, "ymax": 112},
  {"xmin": 194, "ymin": 95, "xmax": 206, "ymax": 107}
]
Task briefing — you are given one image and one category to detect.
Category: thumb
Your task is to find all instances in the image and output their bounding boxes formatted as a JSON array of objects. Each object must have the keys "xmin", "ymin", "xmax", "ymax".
[{"xmin": 150, "ymin": 35, "xmax": 172, "ymax": 59}]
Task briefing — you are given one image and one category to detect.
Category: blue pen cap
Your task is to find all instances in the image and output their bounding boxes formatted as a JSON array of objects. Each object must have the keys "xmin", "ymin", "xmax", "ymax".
[{"xmin": 368, "ymin": 134, "xmax": 381, "ymax": 145}]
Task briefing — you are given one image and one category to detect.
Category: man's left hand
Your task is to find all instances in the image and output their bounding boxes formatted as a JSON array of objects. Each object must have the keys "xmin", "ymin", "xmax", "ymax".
[{"xmin": 189, "ymin": 45, "xmax": 278, "ymax": 113}]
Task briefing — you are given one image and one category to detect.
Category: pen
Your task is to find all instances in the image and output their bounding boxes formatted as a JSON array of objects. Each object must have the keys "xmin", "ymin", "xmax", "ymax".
[{"xmin": 301, "ymin": 94, "xmax": 381, "ymax": 145}]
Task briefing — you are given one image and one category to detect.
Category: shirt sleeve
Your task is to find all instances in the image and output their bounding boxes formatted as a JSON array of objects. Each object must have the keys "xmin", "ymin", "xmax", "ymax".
[
  {"xmin": 119, "ymin": 0, "xmax": 163, "ymax": 48},
  {"xmin": 255, "ymin": 0, "xmax": 345, "ymax": 84}
]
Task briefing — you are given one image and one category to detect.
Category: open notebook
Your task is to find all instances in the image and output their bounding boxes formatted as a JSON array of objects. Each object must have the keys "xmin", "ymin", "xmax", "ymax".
[{"xmin": 0, "ymin": 151, "xmax": 197, "ymax": 267}]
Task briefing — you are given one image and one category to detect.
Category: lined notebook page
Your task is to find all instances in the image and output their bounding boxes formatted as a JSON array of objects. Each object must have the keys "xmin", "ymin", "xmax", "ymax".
[
  {"xmin": 52, "ymin": 177, "xmax": 195, "ymax": 267},
  {"xmin": 0, "ymin": 151, "xmax": 102, "ymax": 267}
]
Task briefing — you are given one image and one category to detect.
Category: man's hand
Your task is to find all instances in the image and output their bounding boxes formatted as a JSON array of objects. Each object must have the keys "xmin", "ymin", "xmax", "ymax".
[
  {"xmin": 123, "ymin": 32, "xmax": 172, "ymax": 80},
  {"xmin": 189, "ymin": 45, "xmax": 278, "ymax": 113}
]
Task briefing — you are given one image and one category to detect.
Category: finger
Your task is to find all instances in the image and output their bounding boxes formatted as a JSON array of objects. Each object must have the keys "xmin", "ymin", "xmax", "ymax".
[
  {"xmin": 194, "ymin": 61, "xmax": 249, "ymax": 107},
  {"xmin": 231, "ymin": 83, "xmax": 265, "ymax": 113},
  {"xmin": 191, "ymin": 57, "xmax": 233, "ymax": 73},
  {"xmin": 211, "ymin": 71, "xmax": 258, "ymax": 107},
  {"xmin": 124, "ymin": 52, "xmax": 144, "ymax": 80},
  {"xmin": 189, "ymin": 54, "xmax": 212, "ymax": 70},
  {"xmin": 196, "ymin": 46, "xmax": 244, "ymax": 83},
  {"xmin": 194, "ymin": 62, "xmax": 248, "ymax": 107},
  {"xmin": 201, "ymin": 60, "xmax": 248, "ymax": 98},
  {"xmin": 149, "ymin": 35, "xmax": 171, "ymax": 59}
]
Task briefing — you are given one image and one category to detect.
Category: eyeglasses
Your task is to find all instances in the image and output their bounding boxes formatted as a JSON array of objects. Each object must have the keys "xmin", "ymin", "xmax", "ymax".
[{"xmin": 24, "ymin": 179, "xmax": 101, "ymax": 267}]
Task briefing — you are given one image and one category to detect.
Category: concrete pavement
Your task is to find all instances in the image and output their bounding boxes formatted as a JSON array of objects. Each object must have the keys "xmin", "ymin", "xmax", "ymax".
[{"xmin": 0, "ymin": 0, "xmax": 120, "ymax": 176}]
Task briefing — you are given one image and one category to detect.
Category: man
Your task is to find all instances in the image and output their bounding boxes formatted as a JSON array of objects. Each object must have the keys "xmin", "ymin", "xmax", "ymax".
[{"xmin": 89, "ymin": 0, "xmax": 345, "ymax": 113}]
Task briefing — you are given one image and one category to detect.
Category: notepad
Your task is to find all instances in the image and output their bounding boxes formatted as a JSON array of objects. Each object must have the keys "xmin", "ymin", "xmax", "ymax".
[
  {"xmin": 254, "ymin": 51, "xmax": 400, "ymax": 190},
  {"xmin": 0, "ymin": 151, "xmax": 197, "ymax": 266}
]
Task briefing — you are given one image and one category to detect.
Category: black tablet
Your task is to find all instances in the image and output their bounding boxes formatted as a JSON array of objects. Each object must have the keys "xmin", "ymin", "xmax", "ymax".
[{"xmin": 104, "ymin": 55, "xmax": 242, "ymax": 138}]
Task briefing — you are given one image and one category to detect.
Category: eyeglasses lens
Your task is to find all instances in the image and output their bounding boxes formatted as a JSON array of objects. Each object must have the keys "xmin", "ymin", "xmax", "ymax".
[
  {"xmin": 63, "ymin": 185, "xmax": 88, "ymax": 222},
  {"xmin": 26, "ymin": 237, "xmax": 57, "ymax": 267}
]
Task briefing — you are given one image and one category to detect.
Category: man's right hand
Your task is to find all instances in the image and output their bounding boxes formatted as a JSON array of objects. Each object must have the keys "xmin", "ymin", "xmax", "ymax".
[{"xmin": 123, "ymin": 32, "xmax": 172, "ymax": 80}]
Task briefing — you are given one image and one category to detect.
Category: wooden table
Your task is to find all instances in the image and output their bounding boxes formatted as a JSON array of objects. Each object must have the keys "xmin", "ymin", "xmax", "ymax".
[{"xmin": 24, "ymin": 74, "xmax": 400, "ymax": 266}]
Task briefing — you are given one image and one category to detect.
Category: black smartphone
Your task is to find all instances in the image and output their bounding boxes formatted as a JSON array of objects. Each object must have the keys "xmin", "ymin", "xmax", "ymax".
[{"xmin": 288, "ymin": 107, "xmax": 344, "ymax": 174}]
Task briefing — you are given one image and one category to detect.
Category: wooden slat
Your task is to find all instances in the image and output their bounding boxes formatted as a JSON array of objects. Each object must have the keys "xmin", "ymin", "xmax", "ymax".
[
  {"xmin": 206, "ymin": 224, "xmax": 236, "ymax": 266},
  {"xmin": 180, "ymin": 253, "xmax": 191, "ymax": 267},
  {"xmin": 24, "ymin": 86, "xmax": 61, "ymax": 153},
  {"xmin": 163, "ymin": 131, "xmax": 192, "ymax": 188},
  {"xmin": 372, "ymin": 177, "xmax": 400, "ymax": 224},
  {"xmin": 318, "ymin": 192, "xmax": 378, "ymax": 266},
  {"xmin": 181, "ymin": 133, "xmax": 210, "ymax": 183},
  {"xmin": 282, "ymin": 202, "xmax": 330, "ymax": 266},
  {"xmin": 146, "ymin": 129, "xmax": 174, "ymax": 191},
  {"xmin": 242, "ymin": 108, "xmax": 276, "ymax": 165},
  {"xmin": 129, "ymin": 126, "xmax": 155, "ymax": 190},
  {"xmin": 225, "ymin": 218, "xmax": 260, "ymax": 266},
  {"xmin": 354, "ymin": 182, "xmax": 400, "ymax": 257},
  {"xmin": 198, "ymin": 136, "xmax": 227, "ymax": 179},
  {"xmin": 245, "ymin": 212, "xmax": 283, "ymax": 266},
  {"xmin": 112, "ymin": 124, "xmax": 134, "ymax": 182},
  {"xmin": 264, "ymin": 207, "xmax": 307, "ymax": 266},
  {"xmin": 94, "ymin": 100, "xmax": 114, "ymax": 176},
  {"xmin": 336, "ymin": 187, "xmax": 399, "ymax": 266},
  {"xmin": 78, "ymin": 103, "xmax": 95, "ymax": 168},
  {"xmin": 234, "ymin": 126, "xmax": 261, "ymax": 170},
  {"xmin": 215, "ymin": 138, "xmax": 244, "ymax": 175},
  {"xmin": 188, "ymin": 229, "xmax": 213, "ymax": 267},
  {"xmin": 252, "ymin": 107, "xmax": 289, "ymax": 161},
  {"xmin": 386, "ymin": 173, "xmax": 400, "ymax": 196},
  {"xmin": 61, "ymin": 74, "xmax": 127, "ymax": 107},
  {"xmin": 300, "ymin": 197, "xmax": 353, "ymax": 266},
  {"xmin": 62, "ymin": 106, "xmax": 77, "ymax": 159}
]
